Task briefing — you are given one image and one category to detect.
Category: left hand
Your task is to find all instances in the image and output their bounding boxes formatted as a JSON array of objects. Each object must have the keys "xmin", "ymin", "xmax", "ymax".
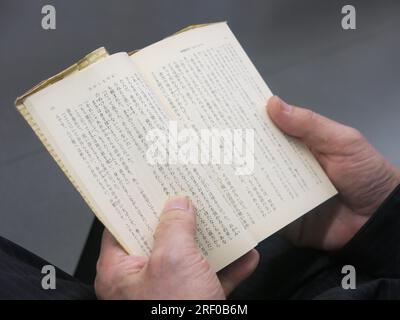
[
  {"xmin": 267, "ymin": 96, "xmax": 400, "ymax": 250},
  {"xmin": 95, "ymin": 196, "xmax": 259, "ymax": 299}
]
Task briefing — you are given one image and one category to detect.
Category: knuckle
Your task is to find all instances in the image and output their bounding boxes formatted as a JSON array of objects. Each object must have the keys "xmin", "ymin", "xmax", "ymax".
[
  {"xmin": 347, "ymin": 127, "xmax": 364, "ymax": 141},
  {"xmin": 150, "ymin": 244, "xmax": 201, "ymax": 274},
  {"xmin": 341, "ymin": 127, "xmax": 364, "ymax": 145},
  {"xmin": 96, "ymin": 258, "xmax": 104, "ymax": 274},
  {"xmin": 94, "ymin": 276, "xmax": 118, "ymax": 299},
  {"xmin": 304, "ymin": 108, "xmax": 316, "ymax": 122},
  {"xmin": 95, "ymin": 255, "xmax": 111, "ymax": 276},
  {"xmin": 301, "ymin": 108, "xmax": 318, "ymax": 138},
  {"xmin": 147, "ymin": 250, "xmax": 169, "ymax": 275},
  {"xmin": 150, "ymin": 246, "xmax": 181, "ymax": 269},
  {"xmin": 94, "ymin": 270, "xmax": 109, "ymax": 298},
  {"xmin": 163, "ymin": 210, "xmax": 190, "ymax": 223},
  {"xmin": 94, "ymin": 266, "xmax": 124, "ymax": 299},
  {"xmin": 331, "ymin": 126, "xmax": 365, "ymax": 153}
]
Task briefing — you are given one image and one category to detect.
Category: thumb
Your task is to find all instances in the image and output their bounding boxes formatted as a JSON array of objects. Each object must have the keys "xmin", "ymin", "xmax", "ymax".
[
  {"xmin": 266, "ymin": 95, "xmax": 352, "ymax": 153},
  {"xmin": 153, "ymin": 196, "xmax": 197, "ymax": 252},
  {"xmin": 218, "ymin": 249, "xmax": 260, "ymax": 296}
]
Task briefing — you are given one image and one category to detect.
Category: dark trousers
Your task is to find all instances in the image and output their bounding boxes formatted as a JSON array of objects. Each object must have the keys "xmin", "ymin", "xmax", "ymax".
[
  {"xmin": 0, "ymin": 235, "xmax": 95, "ymax": 299},
  {"xmin": 1, "ymin": 185, "xmax": 399, "ymax": 299}
]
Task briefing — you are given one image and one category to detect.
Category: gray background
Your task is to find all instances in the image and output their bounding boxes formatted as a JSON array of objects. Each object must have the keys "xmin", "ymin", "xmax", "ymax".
[{"xmin": 0, "ymin": 0, "xmax": 399, "ymax": 275}]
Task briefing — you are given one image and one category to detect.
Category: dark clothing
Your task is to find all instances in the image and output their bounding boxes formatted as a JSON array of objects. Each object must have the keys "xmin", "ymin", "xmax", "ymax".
[
  {"xmin": 0, "ymin": 185, "xmax": 399, "ymax": 300},
  {"xmin": 0, "ymin": 236, "xmax": 95, "ymax": 299},
  {"xmin": 232, "ymin": 184, "xmax": 400, "ymax": 300}
]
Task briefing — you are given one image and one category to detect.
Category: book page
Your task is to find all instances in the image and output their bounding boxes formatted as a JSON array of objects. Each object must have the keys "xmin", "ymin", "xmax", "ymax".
[
  {"xmin": 131, "ymin": 22, "xmax": 337, "ymax": 241},
  {"xmin": 24, "ymin": 52, "xmax": 256, "ymax": 271}
]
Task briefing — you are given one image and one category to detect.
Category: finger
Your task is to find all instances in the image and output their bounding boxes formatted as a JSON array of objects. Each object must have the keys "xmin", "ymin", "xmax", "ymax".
[
  {"xmin": 218, "ymin": 249, "xmax": 260, "ymax": 296},
  {"xmin": 95, "ymin": 230, "xmax": 148, "ymax": 299},
  {"xmin": 97, "ymin": 229, "xmax": 130, "ymax": 268},
  {"xmin": 266, "ymin": 95, "xmax": 352, "ymax": 154},
  {"xmin": 152, "ymin": 196, "xmax": 197, "ymax": 252}
]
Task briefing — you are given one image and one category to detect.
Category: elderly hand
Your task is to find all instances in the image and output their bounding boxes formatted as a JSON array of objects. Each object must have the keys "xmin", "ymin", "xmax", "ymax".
[
  {"xmin": 267, "ymin": 96, "xmax": 400, "ymax": 250},
  {"xmin": 95, "ymin": 196, "xmax": 259, "ymax": 299}
]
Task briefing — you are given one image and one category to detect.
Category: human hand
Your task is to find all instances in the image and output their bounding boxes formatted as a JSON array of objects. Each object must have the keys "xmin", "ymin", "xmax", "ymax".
[
  {"xmin": 267, "ymin": 96, "xmax": 400, "ymax": 250},
  {"xmin": 95, "ymin": 196, "xmax": 259, "ymax": 299}
]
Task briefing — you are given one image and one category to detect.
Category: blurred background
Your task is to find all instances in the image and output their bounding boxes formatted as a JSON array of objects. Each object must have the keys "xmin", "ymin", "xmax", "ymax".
[{"xmin": 0, "ymin": 0, "xmax": 399, "ymax": 281}]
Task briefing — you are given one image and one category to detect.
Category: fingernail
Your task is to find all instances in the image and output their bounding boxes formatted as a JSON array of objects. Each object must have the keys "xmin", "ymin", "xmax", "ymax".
[
  {"xmin": 279, "ymin": 97, "xmax": 292, "ymax": 114},
  {"xmin": 163, "ymin": 196, "xmax": 190, "ymax": 213}
]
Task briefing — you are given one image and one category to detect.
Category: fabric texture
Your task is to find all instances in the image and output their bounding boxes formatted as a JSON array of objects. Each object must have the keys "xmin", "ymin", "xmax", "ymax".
[{"xmin": 1, "ymin": 184, "xmax": 399, "ymax": 299}]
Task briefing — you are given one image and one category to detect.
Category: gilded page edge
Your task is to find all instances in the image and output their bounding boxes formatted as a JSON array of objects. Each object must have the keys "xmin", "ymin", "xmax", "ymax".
[
  {"xmin": 127, "ymin": 21, "xmax": 225, "ymax": 56},
  {"xmin": 16, "ymin": 102, "xmax": 134, "ymax": 256},
  {"xmin": 14, "ymin": 47, "xmax": 136, "ymax": 255},
  {"xmin": 15, "ymin": 47, "xmax": 109, "ymax": 107},
  {"xmin": 14, "ymin": 23, "xmax": 226, "ymax": 255}
]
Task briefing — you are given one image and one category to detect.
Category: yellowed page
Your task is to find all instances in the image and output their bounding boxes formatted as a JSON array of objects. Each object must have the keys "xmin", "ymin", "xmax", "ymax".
[
  {"xmin": 23, "ymin": 52, "xmax": 256, "ymax": 272},
  {"xmin": 131, "ymin": 22, "xmax": 337, "ymax": 241}
]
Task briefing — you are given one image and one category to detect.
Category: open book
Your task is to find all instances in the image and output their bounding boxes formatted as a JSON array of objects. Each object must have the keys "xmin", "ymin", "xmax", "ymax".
[{"xmin": 16, "ymin": 22, "xmax": 336, "ymax": 271}]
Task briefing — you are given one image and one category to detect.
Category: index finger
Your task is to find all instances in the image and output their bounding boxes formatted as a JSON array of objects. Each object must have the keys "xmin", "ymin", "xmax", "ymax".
[{"xmin": 97, "ymin": 229, "xmax": 129, "ymax": 267}]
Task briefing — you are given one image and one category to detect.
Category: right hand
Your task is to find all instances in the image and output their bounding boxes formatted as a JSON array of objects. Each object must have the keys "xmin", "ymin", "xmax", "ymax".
[
  {"xmin": 95, "ymin": 196, "xmax": 259, "ymax": 300},
  {"xmin": 267, "ymin": 96, "xmax": 400, "ymax": 250}
]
